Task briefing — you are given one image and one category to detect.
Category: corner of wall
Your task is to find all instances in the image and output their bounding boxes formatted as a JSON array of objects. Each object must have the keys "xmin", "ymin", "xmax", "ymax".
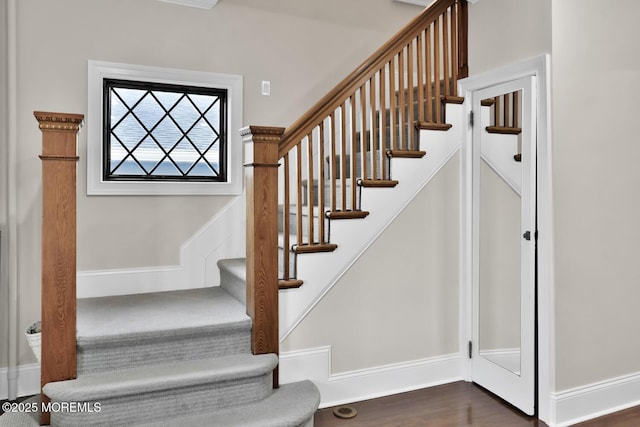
[{"xmin": 76, "ymin": 195, "xmax": 246, "ymax": 298}]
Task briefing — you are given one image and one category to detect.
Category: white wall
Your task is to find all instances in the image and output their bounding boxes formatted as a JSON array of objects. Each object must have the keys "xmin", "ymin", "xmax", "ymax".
[
  {"xmin": 552, "ymin": 0, "xmax": 640, "ymax": 391},
  {"xmin": 468, "ymin": 0, "xmax": 552, "ymax": 75},
  {"xmin": 281, "ymin": 155, "xmax": 460, "ymax": 374},
  {"xmin": 5, "ymin": 0, "xmax": 419, "ymax": 367}
]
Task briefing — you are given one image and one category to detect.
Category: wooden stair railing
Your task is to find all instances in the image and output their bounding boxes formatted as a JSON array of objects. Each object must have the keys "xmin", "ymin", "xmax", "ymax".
[
  {"xmin": 482, "ymin": 91, "xmax": 522, "ymax": 161},
  {"xmin": 36, "ymin": 111, "xmax": 84, "ymax": 425},
  {"xmin": 483, "ymin": 91, "xmax": 522, "ymax": 135},
  {"xmin": 244, "ymin": 0, "xmax": 468, "ymax": 378}
]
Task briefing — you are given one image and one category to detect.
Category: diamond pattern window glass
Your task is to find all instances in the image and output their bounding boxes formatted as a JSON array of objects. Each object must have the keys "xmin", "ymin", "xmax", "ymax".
[{"xmin": 103, "ymin": 79, "xmax": 227, "ymax": 182}]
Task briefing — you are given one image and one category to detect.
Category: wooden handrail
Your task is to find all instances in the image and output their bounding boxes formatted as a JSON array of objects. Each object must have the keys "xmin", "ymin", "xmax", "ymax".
[
  {"xmin": 279, "ymin": 0, "xmax": 466, "ymax": 157},
  {"xmin": 36, "ymin": 111, "xmax": 84, "ymax": 425}
]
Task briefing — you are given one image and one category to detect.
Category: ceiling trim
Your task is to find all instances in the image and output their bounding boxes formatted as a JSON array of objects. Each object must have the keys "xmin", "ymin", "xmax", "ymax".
[{"xmin": 158, "ymin": 0, "xmax": 219, "ymax": 10}]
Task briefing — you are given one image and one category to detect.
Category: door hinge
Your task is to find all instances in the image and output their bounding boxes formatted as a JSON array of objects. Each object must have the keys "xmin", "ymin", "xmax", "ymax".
[
  {"xmin": 468, "ymin": 341, "xmax": 472, "ymax": 358},
  {"xmin": 469, "ymin": 110, "xmax": 474, "ymax": 127}
]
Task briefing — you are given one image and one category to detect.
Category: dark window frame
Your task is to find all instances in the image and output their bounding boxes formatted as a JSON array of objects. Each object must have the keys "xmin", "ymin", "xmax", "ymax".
[{"xmin": 102, "ymin": 78, "xmax": 228, "ymax": 183}]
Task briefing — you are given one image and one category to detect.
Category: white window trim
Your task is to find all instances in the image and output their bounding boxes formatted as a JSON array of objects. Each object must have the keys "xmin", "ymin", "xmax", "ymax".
[{"xmin": 87, "ymin": 60, "xmax": 243, "ymax": 196}]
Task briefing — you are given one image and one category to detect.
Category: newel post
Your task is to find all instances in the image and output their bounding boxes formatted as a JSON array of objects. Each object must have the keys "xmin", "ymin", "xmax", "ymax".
[
  {"xmin": 241, "ymin": 125, "xmax": 283, "ymax": 386},
  {"xmin": 35, "ymin": 111, "xmax": 84, "ymax": 425}
]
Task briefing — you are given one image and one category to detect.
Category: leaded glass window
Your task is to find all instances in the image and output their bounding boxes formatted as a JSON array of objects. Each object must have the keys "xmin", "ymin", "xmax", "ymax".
[{"xmin": 103, "ymin": 79, "xmax": 226, "ymax": 182}]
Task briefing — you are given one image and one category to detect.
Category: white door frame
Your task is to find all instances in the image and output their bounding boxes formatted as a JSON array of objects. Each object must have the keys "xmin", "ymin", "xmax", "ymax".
[{"xmin": 458, "ymin": 55, "xmax": 554, "ymax": 423}]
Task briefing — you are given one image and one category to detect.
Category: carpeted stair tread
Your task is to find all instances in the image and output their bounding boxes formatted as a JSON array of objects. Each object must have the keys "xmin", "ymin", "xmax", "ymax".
[
  {"xmin": 44, "ymin": 353, "xmax": 278, "ymax": 402},
  {"xmin": 77, "ymin": 286, "xmax": 250, "ymax": 344},
  {"xmin": 132, "ymin": 380, "xmax": 320, "ymax": 427},
  {"xmin": 0, "ymin": 396, "xmax": 40, "ymax": 427},
  {"xmin": 44, "ymin": 354, "xmax": 280, "ymax": 426}
]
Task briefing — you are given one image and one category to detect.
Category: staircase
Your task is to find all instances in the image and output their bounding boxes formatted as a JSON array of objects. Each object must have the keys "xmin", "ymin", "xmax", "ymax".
[
  {"xmin": 3, "ymin": 1, "xmax": 469, "ymax": 426},
  {"xmin": 2, "ymin": 272, "xmax": 319, "ymax": 427}
]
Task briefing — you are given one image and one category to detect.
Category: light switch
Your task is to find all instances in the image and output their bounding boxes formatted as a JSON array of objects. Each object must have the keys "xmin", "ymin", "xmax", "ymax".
[{"xmin": 261, "ymin": 81, "xmax": 271, "ymax": 96}]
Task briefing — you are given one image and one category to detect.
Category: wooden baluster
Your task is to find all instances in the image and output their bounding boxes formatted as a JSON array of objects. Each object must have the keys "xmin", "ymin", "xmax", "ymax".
[
  {"xmin": 513, "ymin": 91, "xmax": 519, "ymax": 128},
  {"xmin": 318, "ymin": 125, "xmax": 326, "ymax": 242},
  {"xmin": 407, "ymin": 41, "xmax": 415, "ymax": 150},
  {"xmin": 494, "ymin": 96, "xmax": 500, "ymax": 127},
  {"xmin": 36, "ymin": 111, "xmax": 83, "ymax": 426},
  {"xmin": 380, "ymin": 66, "xmax": 388, "ymax": 180},
  {"xmin": 443, "ymin": 9, "xmax": 450, "ymax": 97},
  {"xmin": 370, "ymin": 76, "xmax": 378, "ymax": 179},
  {"xmin": 416, "ymin": 33, "xmax": 425, "ymax": 123},
  {"xmin": 503, "ymin": 93, "xmax": 509, "ymax": 129},
  {"xmin": 283, "ymin": 153, "xmax": 291, "ymax": 279},
  {"xmin": 340, "ymin": 103, "xmax": 347, "ymax": 210},
  {"xmin": 296, "ymin": 143, "xmax": 303, "ymax": 246},
  {"xmin": 389, "ymin": 58, "xmax": 398, "ymax": 151},
  {"xmin": 398, "ymin": 48, "xmax": 406, "ymax": 149},
  {"xmin": 425, "ymin": 25, "xmax": 433, "ymax": 123},
  {"xmin": 360, "ymin": 85, "xmax": 368, "ymax": 178},
  {"xmin": 434, "ymin": 15, "xmax": 441, "ymax": 123},
  {"xmin": 350, "ymin": 95, "xmax": 358, "ymax": 208},
  {"xmin": 457, "ymin": 0, "xmax": 469, "ymax": 79},
  {"xmin": 307, "ymin": 133, "xmax": 314, "ymax": 243},
  {"xmin": 451, "ymin": 3, "xmax": 459, "ymax": 96},
  {"xmin": 241, "ymin": 125, "xmax": 283, "ymax": 387},
  {"xmin": 330, "ymin": 112, "xmax": 337, "ymax": 212}
]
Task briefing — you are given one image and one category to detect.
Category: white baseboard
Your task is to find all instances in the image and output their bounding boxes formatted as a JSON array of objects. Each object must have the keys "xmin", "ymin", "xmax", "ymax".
[
  {"xmin": 76, "ymin": 196, "xmax": 246, "ymax": 298},
  {"xmin": 0, "ymin": 364, "xmax": 40, "ymax": 400},
  {"xmin": 280, "ymin": 347, "xmax": 464, "ymax": 408},
  {"xmin": 550, "ymin": 371, "xmax": 640, "ymax": 426}
]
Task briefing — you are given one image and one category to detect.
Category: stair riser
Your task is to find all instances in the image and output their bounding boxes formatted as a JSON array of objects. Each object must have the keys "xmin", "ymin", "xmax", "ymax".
[
  {"xmin": 77, "ymin": 326, "xmax": 250, "ymax": 374},
  {"xmin": 220, "ymin": 269, "xmax": 246, "ymax": 305},
  {"xmin": 49, "ymin": 375, "xmax": 272, "ymax": 427}
]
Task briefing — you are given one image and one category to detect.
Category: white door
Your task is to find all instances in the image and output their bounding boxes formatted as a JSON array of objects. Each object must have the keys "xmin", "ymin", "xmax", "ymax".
[{"xmin": 471, "ymin": 76, "xmax": 537, "ymax": 415}]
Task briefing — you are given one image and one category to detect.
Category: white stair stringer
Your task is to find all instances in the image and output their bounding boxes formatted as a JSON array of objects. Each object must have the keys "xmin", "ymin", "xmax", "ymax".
[{"xmin": 279, "ymin": 103, "xmax": 464, "ymax": 340}]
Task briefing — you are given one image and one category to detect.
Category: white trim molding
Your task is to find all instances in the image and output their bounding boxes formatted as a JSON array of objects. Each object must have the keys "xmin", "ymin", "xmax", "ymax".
[
  {"xmin": 280, "ymin": 347, "xmax": 464, "ymax": 408},
  {"xmin": 0, "ymin": 364, "xmax": 40, "ymax": 401},
  {"xmin": 157, "ymin": 0, "xmax": 219, "ymax": 10},
  {"xmin": 86, "ymin": 60, "xmax": 243, "ymax": 196},
  {"xmin": 393, "ymin": 0, "xmax": 432, "ymax": 7},
  {"xmin": 550, "ymin": 372, "xmax": 640, "ymax": 426}
]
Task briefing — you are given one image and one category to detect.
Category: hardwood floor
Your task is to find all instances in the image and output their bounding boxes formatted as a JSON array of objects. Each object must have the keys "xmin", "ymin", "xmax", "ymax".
[
  {"xmin": 3, "ymin": 382, "xmax": 640, "ymax": 424},
  {"xmin": 314, "ymin": 381, "xmax": 640, "ymax": 426}
]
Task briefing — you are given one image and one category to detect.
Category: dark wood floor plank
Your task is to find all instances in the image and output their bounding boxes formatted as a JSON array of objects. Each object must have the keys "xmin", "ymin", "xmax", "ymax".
[
  {"xmin": 315, "ymin": 381, "xmax": 640, "ymax": 426},
  {"xmin": 315, "ymin": 382, "xmax": 544, "ymax": 427}
]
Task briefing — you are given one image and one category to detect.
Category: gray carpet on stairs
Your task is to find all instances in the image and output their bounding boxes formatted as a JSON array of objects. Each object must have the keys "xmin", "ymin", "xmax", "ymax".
[
  {"xmin": 0, "ymin": 396, "xmax": 40, "ymax": 427},
  {"xmin": 76, "ymin": 287, "xmax": 251, "ymax": 374},
  {"xmin": 4, "ymin": 284, "xmax": 320, "ymax": 426},
  {"xmin": 133, "ymin": 380, "xmax": 320, "ymax": 427}
]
